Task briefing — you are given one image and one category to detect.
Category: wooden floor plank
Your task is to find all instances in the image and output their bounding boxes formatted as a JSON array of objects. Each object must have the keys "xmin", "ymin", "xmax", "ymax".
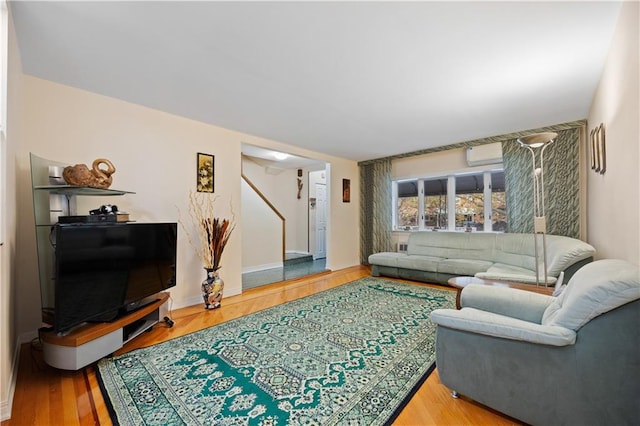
[{"xmin": 2, "ymin": 266, "xmax": 523, "ymax": 426}]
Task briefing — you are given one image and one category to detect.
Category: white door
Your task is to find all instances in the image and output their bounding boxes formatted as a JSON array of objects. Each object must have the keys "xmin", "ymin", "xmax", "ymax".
[{"xmin": 315, "ymin": 183, "xmax": 327, "ymax": 259}]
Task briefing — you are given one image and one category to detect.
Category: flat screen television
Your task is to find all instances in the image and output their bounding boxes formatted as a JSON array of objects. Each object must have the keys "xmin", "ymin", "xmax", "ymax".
[{"xmin": 52, "ymin": 222, "xmax": 177, "ymax": 333}]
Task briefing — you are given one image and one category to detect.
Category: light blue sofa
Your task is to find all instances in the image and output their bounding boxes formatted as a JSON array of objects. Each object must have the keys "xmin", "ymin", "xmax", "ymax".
[
  {"xmin": 430, "ymin": 259, "xmax": 640, "ymax": 425},
  {"xmin": 369, "ymin": 231, "xmax": 595, "ymax": 286}
]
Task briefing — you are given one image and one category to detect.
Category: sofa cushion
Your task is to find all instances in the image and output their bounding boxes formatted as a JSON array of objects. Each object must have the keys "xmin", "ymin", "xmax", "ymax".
[
  {"xmin": 544, "ymin": 235, "xmax": 597, "ymax": 277},
  {"xmin": 542, "ymin": 259, "xmax": 640, "ymax": 330},
  {"xmin": 430, "ymin": 307, "xmax": 576, "ymax": 346},
  {"xmin": 397, "ymin": 255, "xmax": 443, "ymax": 271},
  {"xmin": 492, "ymin": 233, "xmax": 537, "ymax": 271},
  {"xmin": 437, "ymin": 258, "xmax": 493, "ymax": 276},
  {"xmin": 368, "ymin": 252, "xmax": 404, "ymax": 268},
  {"xmin": 476, "ymin": 263, "xmax": 556, "ymax": 285},
  {"xmin": 408, "ymin": 231, "xmax": 495, "ymax": 260}
]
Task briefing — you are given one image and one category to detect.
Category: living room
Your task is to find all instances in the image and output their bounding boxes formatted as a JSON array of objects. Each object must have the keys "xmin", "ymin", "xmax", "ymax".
[{"xmin": 1, "ymin": 1, "xmax": 638, "ymax": 424}]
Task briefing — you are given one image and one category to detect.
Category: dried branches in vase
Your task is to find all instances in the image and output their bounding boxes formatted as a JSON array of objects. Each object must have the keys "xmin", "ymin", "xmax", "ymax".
[{"xmin": 180, "ymin": 191, "xmax": 235, "ymax": 271}]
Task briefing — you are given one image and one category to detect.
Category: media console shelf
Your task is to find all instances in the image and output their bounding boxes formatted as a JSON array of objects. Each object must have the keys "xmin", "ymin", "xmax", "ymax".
[
  {"xmin": 30, "ymin": 153, "xmax": 135, "ymax": 326},
  {"xmin": 40, "ymin": 292, "xmax": 170, "ymax": 370},
  {"xmin": 30, "ymin": 154, "xmax": 176, "ymax": 370}
]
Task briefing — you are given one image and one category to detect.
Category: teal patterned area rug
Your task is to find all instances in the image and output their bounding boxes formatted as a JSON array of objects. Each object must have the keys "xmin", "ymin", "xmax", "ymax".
[{"xmin": 97, "ymin": 277, "xmax": 455, "ymax": 425}]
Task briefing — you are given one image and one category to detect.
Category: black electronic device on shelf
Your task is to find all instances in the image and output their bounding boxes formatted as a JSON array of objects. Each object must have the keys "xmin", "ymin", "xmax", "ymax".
[
  {"xmin": 51, "ymin": 222, "xmax": 177, "ymax": 333},
  {"xmin": 58, "ymin": 215, "xmax": 117, "ymax": 224}
]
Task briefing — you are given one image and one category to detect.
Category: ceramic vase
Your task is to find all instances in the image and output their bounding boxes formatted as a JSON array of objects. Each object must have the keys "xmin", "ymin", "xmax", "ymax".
[{"xmin": 201, "ymin": 268, "xmax": 224, "ymax": 309}]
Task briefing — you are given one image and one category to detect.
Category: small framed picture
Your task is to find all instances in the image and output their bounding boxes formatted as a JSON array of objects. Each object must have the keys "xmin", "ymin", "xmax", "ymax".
[
  {"xmin": 597, "ymin": 123, "xmax": 606, "ymax": 174},
  {"xmin": 342, "ymin": 178, "xmax": 351, "ymax": 203},
  {"xmin": 590, "ymin": 123, "xmax": 606, "ymax": 175},
  {"xmin": 197, "ymin": 153, "xmax": 214, "ymax": 193},
  {"xmin": 590, "ymin": 128, "xmax": 597, "ymax": 170}
]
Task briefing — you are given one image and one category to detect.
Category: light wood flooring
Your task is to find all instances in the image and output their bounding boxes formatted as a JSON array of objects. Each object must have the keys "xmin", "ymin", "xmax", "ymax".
[{"xmin": 3, "ymin": 265, "xmax": 522, "ymax": 426}]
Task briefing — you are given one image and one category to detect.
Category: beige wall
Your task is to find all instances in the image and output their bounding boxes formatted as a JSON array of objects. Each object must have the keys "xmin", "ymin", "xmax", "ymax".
[
  {"xmin": 17, "ymin": 76, "xmax": 243, "ymax": 327},
  {"xmin": 5, "ymin": 65, "xmax": 366, "ymax": 420},
  {"xmin": 392, "ymin": 147, "xmax": 491, "ymax": 179},
  {"xmin": 241, "ymin": 177, "xmax": 283, "ymax": 272},
  {"xmin": 0, "ymin": 5, "xmax": 21, "ymax": 419},
  {"xmin": 587, "ymin": 1, "xmax": 639, "ymax": 263},
  {"xmin": 241, "ymin": 158, "xmax": 285, "ymax": 271},
  {"xmin": 14, "ymin": 75, "xmax": 359, "ymax": 337},
  {"xmin": 1, "ymin": 55, "xmax": 359, "ymax": 415},
  {"xmin": 242, "ymin": 158, "xmax": 307, "ymax": 255}
]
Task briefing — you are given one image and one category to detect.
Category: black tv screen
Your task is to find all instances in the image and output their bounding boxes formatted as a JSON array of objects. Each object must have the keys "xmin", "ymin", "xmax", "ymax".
[{"xmin": 53, "ymin": 222, "xmax": 177, "ymax": 333}]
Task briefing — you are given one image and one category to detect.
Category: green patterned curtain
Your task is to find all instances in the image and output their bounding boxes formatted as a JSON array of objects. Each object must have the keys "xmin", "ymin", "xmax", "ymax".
[
  {"xmin": 503, "ymin": 128, "xmax": 580, "ymax": 238},
  {"xmin": 360, "ymin": 159, "xmax": 393, "ymax": 263}
]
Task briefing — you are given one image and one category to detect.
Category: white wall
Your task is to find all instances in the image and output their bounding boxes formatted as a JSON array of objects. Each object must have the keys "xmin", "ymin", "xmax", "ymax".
[{"xmin": 587, "ymin": 1, "xmax": 639, "ymax": 264}]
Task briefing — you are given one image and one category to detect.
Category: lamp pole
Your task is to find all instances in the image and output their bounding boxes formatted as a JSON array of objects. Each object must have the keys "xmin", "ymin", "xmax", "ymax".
[{"xmin": 516, "ymin": 132, "xmax": 557, "ymax": 286}]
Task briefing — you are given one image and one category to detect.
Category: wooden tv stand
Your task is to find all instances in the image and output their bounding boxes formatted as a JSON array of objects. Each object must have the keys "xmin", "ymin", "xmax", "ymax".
[{"xmin": 40, "ymin": 292, "xmax": 170, "ymax": 370}]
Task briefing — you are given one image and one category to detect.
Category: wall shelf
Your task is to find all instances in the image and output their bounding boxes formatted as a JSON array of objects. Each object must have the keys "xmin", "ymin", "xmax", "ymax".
[{"xmin": 33, "ymin": 185, "xmax": 134, "ymax": 196}]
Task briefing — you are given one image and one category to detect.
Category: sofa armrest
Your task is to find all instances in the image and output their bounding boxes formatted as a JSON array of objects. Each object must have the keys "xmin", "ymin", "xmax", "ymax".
[
  {"xmin": 460, "ymin": 284, "xmax": 554, "ymax": 323},
  {"xmin": 430, "ymin": 308, "xmax": 576, "ymax": 346}
]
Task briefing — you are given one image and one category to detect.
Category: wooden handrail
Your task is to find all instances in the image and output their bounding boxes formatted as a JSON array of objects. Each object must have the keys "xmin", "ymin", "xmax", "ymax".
[{"xmin": 241, "ymin": 174, "xmax": 286, "ymax": 261}]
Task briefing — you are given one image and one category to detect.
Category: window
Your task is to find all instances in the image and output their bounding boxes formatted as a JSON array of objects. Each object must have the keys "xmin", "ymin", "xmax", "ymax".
[
  {"xmin": 396, "ymin": 180, "xmax": 419, "ymax": 230},
  {"xmin": 491, "ymin": 171, "xmax": 507, "ymax": 232},
  {"xmin": 393, "ymin": 170, "xmax": 507, "ymax": 232},
  {"xmin": 424, "ymin": 178, "xmax": 448, "ymax": 230}
]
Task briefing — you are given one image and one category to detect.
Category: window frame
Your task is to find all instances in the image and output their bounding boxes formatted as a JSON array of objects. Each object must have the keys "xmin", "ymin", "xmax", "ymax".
[{"xmin": 393, "ymin": 168, "xmax": 505, "ymax": 233}]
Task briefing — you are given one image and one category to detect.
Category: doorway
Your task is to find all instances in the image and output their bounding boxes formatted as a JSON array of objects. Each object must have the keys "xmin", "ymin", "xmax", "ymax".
[{"xmin": 240, "ymin": 148, "xmax": 328, "ymax": 290}]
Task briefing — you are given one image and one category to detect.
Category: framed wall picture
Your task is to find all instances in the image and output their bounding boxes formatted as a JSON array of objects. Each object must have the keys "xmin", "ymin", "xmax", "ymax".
[
  {"xmin": 590, "ymin": 123, "xmax": 606, "ymax": 175},
  {"xmin": 597, "ymin": 123, "xmax": 606, "ymax": 174},
  {"xmin": 590, "ymin": 128, "xmax": 597, "ymax": 170},
  {"xmin": 197, "ymin": 152, "xmax": 214, "ymax": 193},
  {"xmin": 342, "ymin": 178, "xmax": 350, "ymax": 203}
]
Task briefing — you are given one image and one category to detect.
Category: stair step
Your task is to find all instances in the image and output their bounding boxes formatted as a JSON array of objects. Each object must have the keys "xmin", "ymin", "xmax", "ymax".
[{"xmin": 284, "ymin": 253, "xmax": 313, "ymax": 265}]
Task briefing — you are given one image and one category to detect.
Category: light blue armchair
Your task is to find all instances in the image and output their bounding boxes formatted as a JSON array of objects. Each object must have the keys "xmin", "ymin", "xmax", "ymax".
[{"xmin": 430, "ymin": 259, "xmax": 640, "ymax": 426}]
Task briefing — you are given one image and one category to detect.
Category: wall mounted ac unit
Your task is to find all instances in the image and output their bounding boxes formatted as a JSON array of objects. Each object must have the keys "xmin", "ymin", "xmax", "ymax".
[{"xmin": 466, "ymin": 143, "xmax": 503, "ymax": 167}]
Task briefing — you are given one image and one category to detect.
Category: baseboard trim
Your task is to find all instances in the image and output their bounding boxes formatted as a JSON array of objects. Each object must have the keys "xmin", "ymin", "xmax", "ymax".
[{"xmin": 0, "ymin": 330, "xmax": 33, "ymax": 421}]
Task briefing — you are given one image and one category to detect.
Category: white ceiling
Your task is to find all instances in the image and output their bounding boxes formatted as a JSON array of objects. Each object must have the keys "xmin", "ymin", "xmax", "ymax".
[
  {"xmin": 10, "ymin": 1, "xmax": 622, "ymax": 162},
  {"xmin": 242, "ymin": 144, "xmax": 327, "ymax": 171}
]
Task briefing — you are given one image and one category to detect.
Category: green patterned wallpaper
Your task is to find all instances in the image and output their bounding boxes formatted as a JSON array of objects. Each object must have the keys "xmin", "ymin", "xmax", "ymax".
[
  {"xmin": 360, "ymin": 159, "xmax": 392, "ymax": 263},
  {"xmin": 504, "ymin": 128, "xmax": 581, "ymax": 238}
]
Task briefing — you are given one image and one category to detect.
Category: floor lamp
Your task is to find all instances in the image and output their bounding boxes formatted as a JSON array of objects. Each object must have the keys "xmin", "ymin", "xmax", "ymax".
[{"xmin": 516, "ymin": 132, "xmax": 557, "ymax": 286}]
